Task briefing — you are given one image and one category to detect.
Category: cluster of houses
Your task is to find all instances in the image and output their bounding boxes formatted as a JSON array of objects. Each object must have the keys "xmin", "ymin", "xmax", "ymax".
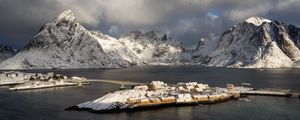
[
  {"xmin": 0, "ymin": 71, "xmax": 68, "ymax": 82},
  {"xmin": 0, "ymin": 71, "xmax": 87, "ymax": 90},
  {"xmin": 26, "ymin": 72, "xmax": 68, "ymax": 81},
  {"xmin": 127, "ymin": 81, "xmax": 239, "ymax": 107}
]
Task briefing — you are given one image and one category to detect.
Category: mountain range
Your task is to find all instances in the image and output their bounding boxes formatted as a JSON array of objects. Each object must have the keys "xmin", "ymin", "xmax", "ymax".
[{"xmin": 0, "ymin": 10, "xmax": 299, "ymax": 69}]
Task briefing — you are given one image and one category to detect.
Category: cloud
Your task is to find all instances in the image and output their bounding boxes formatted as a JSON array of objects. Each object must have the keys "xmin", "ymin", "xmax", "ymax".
[
  {"xmin": 56, "ymin": 0, "xmax": 103, "ymax": 26},
  {"xmin": 0, "ymin": 0, "xmax": 300, "ymax": 49}
]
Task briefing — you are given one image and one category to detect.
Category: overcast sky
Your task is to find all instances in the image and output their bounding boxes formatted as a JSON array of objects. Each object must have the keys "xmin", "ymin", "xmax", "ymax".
[{"xmin": 0, "ymin": 0, "xmax": 299, "ymax": 49}]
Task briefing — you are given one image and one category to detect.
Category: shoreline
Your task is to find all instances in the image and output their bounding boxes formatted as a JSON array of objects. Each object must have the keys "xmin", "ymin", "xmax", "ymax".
[
  {"xmin": 65, "ymin": 97, "xmax": 233, "ymax": 113},
  {"xmin": 66, "ymin": 92, "xmax": 295, "ymax": 113}
]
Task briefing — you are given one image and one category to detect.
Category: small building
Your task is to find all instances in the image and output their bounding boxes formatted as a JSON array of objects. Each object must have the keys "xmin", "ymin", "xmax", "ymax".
[
  {"xmin": 195, "ymin": 88, "xmax": 203, "ymax": 92},
  {"xmin": 195, "ymin": 84, "xmax": 206, "ymax": 89},
  {"xmin": 170, "ymin": 87, "xmax": 176, "ymax": 91},
  {"xmin": 149, "ymin": 98, "xmax": 161, "ymax": 103},
  {"xmin": 127, "ymin": 98, "xmax": 140, "ymax": 104},
  {"xmin": 178, "ymin": 86, "xmax": 185, "ymax": 91},
  {"xmin": 149, "ymin": 81, "xmax": 167, "ymax": 91},
  {"xmin": 203, "ymin": 84, "xmax": 209, "ymax": 89},
  {"xmin": 139, "ymin": 98, "xmax": 150, "ymax": 104},
  {"xmin": 185, "ymin": 82, "xmax": 198, "ymax": 86},
  {"xmin": 176, "ymin": 94, "xmax": 193, "ymax": 103},
  {"xmin": 193, "ymin": 95, "xmax": 209, "ymax": 101},
  {"xmin": 177, "ymin": 86, "xmax": 188, "ymax": 93},
  {"xmin": 184, "ymin": 85, "xmax": 195, "ymax": 91},
  {"xmin": 133, "ymin": 85, "xmax": 149, "ymax": 90},
  {"xmin": 226, "ymin": 84, "xmax": 235, "ymax": 91},
  {"xmin": 160, "ymin": 96, "xmax": 176, "ymax": 103}
]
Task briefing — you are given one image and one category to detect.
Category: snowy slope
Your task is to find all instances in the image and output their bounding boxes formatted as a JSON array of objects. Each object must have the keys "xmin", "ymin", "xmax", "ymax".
[
  {"xmin": 0, "ymin": 10, "xmax": 132, "ymax": 69},
  {"xmin": 0, "ymin": 45, "xmax": 16, "ymax": 62},
  {"xmin": 91, "ymin": 31, "xmax": 140, "ymax": 65},
  {"xmin": 119, "ymin": 31, "xmax": 183, "ymax": 65},
  {"xmin": 77, "ymin": 89, "xmax": 147, "ymax": 110},
  {"xmin": 189, "ymin": 17, "xmax": 300, "ymax": 68}
]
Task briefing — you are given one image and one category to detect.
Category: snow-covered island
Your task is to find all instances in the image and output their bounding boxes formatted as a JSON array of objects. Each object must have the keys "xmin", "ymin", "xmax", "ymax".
[
  {"xmin": 66, "ymin": 81, "xmax": 292, "ymax": 113},
  {"xmin": 0, "ymin": 71, "xmax": 87, "ymax": 90}
]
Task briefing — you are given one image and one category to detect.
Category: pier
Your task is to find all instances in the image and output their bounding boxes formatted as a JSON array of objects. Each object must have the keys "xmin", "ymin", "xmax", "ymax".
[{"xmin": 239, "ymin": 90, "xmax": 292, "ymax": 97}]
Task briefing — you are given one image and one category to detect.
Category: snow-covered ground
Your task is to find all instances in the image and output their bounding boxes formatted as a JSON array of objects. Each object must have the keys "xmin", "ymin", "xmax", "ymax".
[
  {"xmin": 72, "ymin": 81, "xmax": 233, "ymax": 112},
  {"xmin": 77, "ymin": 89, "xmax": 148, "ymax": 110},
  {"xmin": 9, "ymin": 80, "xmax": 77, "ymax": 90},
  {"xmin": 0, "ymin": 71, "xmax": 33, "ymax": 85},
  {"xmin": 0, "ymin": 71, "xmax": 85, "ymax": 90},
  {"xmin": 70, "ymin": 81, "xmax": 293, "ymax": 113}
]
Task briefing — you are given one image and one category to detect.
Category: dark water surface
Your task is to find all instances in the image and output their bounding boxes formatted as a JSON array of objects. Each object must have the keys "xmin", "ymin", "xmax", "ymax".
[{"xmin": 0, "ymin": 66, "xmax": 300, "ymax": 120}]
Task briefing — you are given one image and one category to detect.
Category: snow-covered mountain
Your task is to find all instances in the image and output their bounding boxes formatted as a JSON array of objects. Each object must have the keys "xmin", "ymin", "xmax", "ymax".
[
  {"xmin": 119, "ymin": 30, "xmax": 183, "ymax": 65},
  {"xmin": 0, "ymin": 10, "xmax": 132, "ymax": 69},
  {"xmin": 1, "ymin": 9, "xmax": 299, "ymax": 69},
  {"xmin": 0, "ymin": 10, "xmax": 183, "ymax": 69},
  {"xmin": 0, "ymin": 45, "xmax": 16, "ymax": 62},
  {"xmin": 189, "ymin": 17, "xmax": 300, "ymax": 68}
]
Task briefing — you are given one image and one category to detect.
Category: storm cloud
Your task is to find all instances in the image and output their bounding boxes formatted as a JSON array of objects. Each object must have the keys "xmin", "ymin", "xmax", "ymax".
[{"xmin": 0, "ymin": 0, "xmax": 299, "ymax": 48}]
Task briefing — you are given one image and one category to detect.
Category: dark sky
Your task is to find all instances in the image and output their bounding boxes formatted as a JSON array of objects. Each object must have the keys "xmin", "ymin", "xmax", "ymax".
[{"xmin": 0, "ymin": 0, "xmax": 299, "ymax": 49}]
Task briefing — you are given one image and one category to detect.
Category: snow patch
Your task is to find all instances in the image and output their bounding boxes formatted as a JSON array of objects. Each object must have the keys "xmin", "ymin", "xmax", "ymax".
[{"xmin": 245, "ymin": 16, "xmax": 271, "ymax": 26}]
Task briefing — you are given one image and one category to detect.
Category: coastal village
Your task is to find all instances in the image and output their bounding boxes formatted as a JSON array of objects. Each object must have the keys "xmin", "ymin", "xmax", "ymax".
[
  {"xmin": 0, "ymin": 71, "xmax": 87, "ymax": 90},
  {"xmin": 127, "ymin": 81, "xmax": 238, "ymax": 106}
]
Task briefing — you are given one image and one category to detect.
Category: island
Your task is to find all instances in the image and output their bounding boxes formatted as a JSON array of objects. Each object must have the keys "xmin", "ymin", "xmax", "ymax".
[
  {"xmin": 0, "ymin": 71, "xmax": 88, "ymax": 90},
  {"xmin": 66, "ymin": 81, "xmax": 295, "ymax": 113}
]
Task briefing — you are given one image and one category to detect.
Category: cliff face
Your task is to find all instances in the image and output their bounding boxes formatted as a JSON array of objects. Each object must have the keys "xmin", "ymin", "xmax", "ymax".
[{"xmin": 189, "ymin": 17, "xmax": 300, "ymax": 68}]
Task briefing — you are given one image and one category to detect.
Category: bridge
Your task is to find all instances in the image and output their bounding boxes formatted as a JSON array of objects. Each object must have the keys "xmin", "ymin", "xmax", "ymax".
[{"xmin": 66, "ymin": 79, "xmax": 145, "ymax": 89}]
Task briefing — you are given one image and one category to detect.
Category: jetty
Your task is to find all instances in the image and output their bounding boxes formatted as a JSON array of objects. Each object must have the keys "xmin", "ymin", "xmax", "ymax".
[{"xmin": 240, "ymin": 90, "xmax": 292, "ymax": 97}]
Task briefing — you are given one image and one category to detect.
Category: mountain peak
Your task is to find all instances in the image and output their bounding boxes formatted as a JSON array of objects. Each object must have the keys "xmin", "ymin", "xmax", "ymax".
[
  {"xmin": 55, "ymin": 9, "xmax": 75, "ymax": 22},
  {"xmin": 245, "ymin": 16, "xmax": 271, "ymax": 26}
]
